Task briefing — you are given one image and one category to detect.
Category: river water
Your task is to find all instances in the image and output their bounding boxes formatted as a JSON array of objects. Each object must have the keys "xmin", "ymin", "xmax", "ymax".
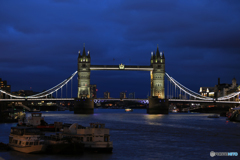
[{"xmin": 0, "ymin": 109, "xmax": 240, "ymax": 160}]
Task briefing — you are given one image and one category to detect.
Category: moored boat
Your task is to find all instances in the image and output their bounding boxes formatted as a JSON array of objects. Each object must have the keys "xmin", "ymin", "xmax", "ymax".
[
  {"xmin": 63, "ymin": 123, "xmax": 113, "ymax": 153},
  {"xmin": 9, "ymin": 127, "xmax": 45, "ymax": 153},
  {"xmin": 18, "ymin": 113, "xmax": 61, "ymax": 131},
  {"xmin": 44, "ymin": 133, "xmax": 84, "ymax": 154},
  {"xmin": 227, "ymin": 107, "xmax": 240, "ymax": 122}
]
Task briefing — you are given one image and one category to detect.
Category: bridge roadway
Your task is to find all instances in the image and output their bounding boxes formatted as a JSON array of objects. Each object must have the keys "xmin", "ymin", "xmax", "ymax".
[
  {"xmin": 90, "ymin": 65, "xmax": 153, "ymax": 71},
  {"xmin": 0, "ymin": 98, "xmax": 240, "ymax": 104},
  {"xmin": 0, "ymin": 98, "xmax": 75, "ymax": 102},
  {"xmin": 95, "ymin": 99, "xmax": 240, "ymax": 104}
]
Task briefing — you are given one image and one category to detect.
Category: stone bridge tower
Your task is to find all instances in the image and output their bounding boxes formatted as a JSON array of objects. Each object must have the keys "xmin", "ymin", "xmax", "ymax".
[
  {"xmin": 150, "ymin": 46, "xmax": 165, "ymax": 99},
  {"xmin": 148, "ymin": 46, "xmax": 168, "ymax": 114},
  {"xmin": 77, "ymin": 45, "xmax": 91, "ymax": 98},
  {"xmin": 75, "ymin": 44, "xmax": 94, "ymax": 114}
]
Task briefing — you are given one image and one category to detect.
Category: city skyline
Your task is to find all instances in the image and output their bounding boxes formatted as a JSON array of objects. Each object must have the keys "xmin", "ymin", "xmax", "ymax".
[{"xmin": 1, "ymin": 1, "xmax": 240, "ymax": 98}]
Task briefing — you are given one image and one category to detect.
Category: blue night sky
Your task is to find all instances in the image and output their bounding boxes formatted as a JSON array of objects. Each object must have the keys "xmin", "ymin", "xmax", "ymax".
[{"xmin": 1, "ymin": 0, "xmax": 240, "ymax": 98}]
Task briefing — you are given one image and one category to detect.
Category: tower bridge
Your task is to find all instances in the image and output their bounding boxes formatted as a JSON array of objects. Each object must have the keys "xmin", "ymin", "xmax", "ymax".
[
  {"xmin": 75, "ymin": 45, "xmax": 167, "ymax": 114},
  {"xmin": 1, "ymin": 45, "xmax": 240, "ymax": 114}
]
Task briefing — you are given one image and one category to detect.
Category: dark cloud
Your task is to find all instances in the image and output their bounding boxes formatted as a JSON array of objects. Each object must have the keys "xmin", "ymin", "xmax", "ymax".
[{"xmin": 0, "ymin": 0, "xmax": 240, "ymax": 98}]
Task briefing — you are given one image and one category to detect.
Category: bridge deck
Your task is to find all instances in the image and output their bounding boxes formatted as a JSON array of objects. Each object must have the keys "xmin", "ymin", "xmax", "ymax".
[
  {"xmin": 0, "ymin": 98, "xmax": 75, "ymax": 101},
  {"xmin": 1, "ymin": 98, "xmax": 239, "ymax": 104},
  {"xmin": 90, "ymin": 65, "xmax": 153, "ymax": 71}
]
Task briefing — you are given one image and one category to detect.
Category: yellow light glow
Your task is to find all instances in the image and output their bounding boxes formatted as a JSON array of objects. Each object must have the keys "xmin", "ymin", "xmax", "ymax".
[{"xmin": 119, "ymin": 63, "xmax": 125, "ymax": 69}]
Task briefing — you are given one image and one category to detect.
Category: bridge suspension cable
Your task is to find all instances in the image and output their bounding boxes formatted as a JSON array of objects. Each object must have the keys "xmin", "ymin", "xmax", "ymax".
[
  {"xmin": 0, "ymin": 71, "xmax": 77, "ymax": 99},
  {"xmin": 165, "ymin": 73, "xmax": 213, "ymax": 100},
  {"xmin": 166, "ymin": 72, "xmax": 240, "ymax": 101},
  {"xmin": 1, "ymin": 70, "xmax": 239, "ymax": 102},
  {"xmin": 217, "ymin": 91, "xmax": 240, "ymax": 101}
]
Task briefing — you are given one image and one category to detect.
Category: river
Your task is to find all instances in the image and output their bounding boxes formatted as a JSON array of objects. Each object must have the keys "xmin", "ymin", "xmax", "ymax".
[{"xmin": 0, "ymin": 109, "xmax": 240, "ymax": 160}]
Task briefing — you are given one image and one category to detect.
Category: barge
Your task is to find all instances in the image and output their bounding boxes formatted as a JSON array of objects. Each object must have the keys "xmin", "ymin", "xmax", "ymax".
[{"xmin": 63, "ymin": 123, "xmax": 113, "ymax": 153}]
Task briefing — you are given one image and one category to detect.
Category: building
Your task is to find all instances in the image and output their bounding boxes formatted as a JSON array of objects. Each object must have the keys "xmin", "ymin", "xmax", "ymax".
[
  {"xmin": 199, "ymin": 78, "xmax": 239, "ymax": 98},
  {"xmin": 120, "ymin": 92, "xmax": 126, "ymax": 99},
  {"xmin": 129, "ymin": 92, "xmax": 135, "ymax": 99},
  {"xmin": 90, "ymin": 84, "xmax": 97, "ymax": 98},
  {"xmin": 215, "ymin": 78, "xmax": 238, "ymax": 97},
  {"xmin": 11, "ymin": 90, "xmax": 39, "ymax": 97},
  {"xmin": 0, "ymin": 78, "xmax": 11, "ymax": 99},
  {"xmin": 104, "ymin": 91, "xmax": 110, "ymax": 99},
  {"xmin": 199, "ymin": 87, "xmax": 215, "ymax": 97}
]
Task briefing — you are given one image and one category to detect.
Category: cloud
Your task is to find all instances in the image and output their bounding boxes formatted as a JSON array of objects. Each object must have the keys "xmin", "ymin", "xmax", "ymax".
[{"xmin": 0, "ymin": 0, "xmax": 240, "ymax": 97}]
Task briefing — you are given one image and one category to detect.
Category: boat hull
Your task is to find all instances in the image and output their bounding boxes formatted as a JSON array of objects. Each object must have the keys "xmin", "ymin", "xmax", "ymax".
[
  {"xmin": 84, "ymin": 141, "xmax": 113, "ymax": 153},
  {"xmin": 85, "ymin": 147, "xmax": 113, "ymax": 153},
  {"xmin": 45, "ymin": 142, "xmax": 84, "ymax": 154},
  {"xmin": 9, "ymin": 144, "xmax": 45, "ymax": 154},
  {"xmin": 229, "ymin": 115, "xmax": 240, "ymax": 122}
]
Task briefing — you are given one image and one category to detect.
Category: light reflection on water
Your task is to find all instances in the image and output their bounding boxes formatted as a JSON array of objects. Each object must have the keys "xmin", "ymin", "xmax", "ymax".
[{"xmin": 0, "ymin": 109, "xmax": 240, "ymax": 160}]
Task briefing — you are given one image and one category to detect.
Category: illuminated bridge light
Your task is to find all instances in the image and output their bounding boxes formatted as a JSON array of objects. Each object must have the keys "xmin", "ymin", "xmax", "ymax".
[{"xmin": 1, "ymin": 70, "xmax": 239, "ymax": 104}]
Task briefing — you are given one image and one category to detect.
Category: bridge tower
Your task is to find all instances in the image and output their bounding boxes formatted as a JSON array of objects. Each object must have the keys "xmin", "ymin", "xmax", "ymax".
[
  {"xmin": 150, "ymin": 46, "xmax": 165, "ymax": 98},
  {"xmin": 74, "ymin": 44, "xmax": 94, "ymax": 114},
  {"xmin": 148, "ymin": 46, "xmax": 169, "ymax": 114},
  {"xmin": 77, "ymin": 45, "xmax": 91, "ymax": 98}
]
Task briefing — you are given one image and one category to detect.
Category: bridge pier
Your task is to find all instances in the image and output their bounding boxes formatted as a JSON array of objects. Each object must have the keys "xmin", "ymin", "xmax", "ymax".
[
  {"xmin": 74, "ymin": 98, "xmax": 94, "ymax": 114},
  {"xmin": 147, "ymin": 97, "xmax": 169, "ymax": 114}
]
